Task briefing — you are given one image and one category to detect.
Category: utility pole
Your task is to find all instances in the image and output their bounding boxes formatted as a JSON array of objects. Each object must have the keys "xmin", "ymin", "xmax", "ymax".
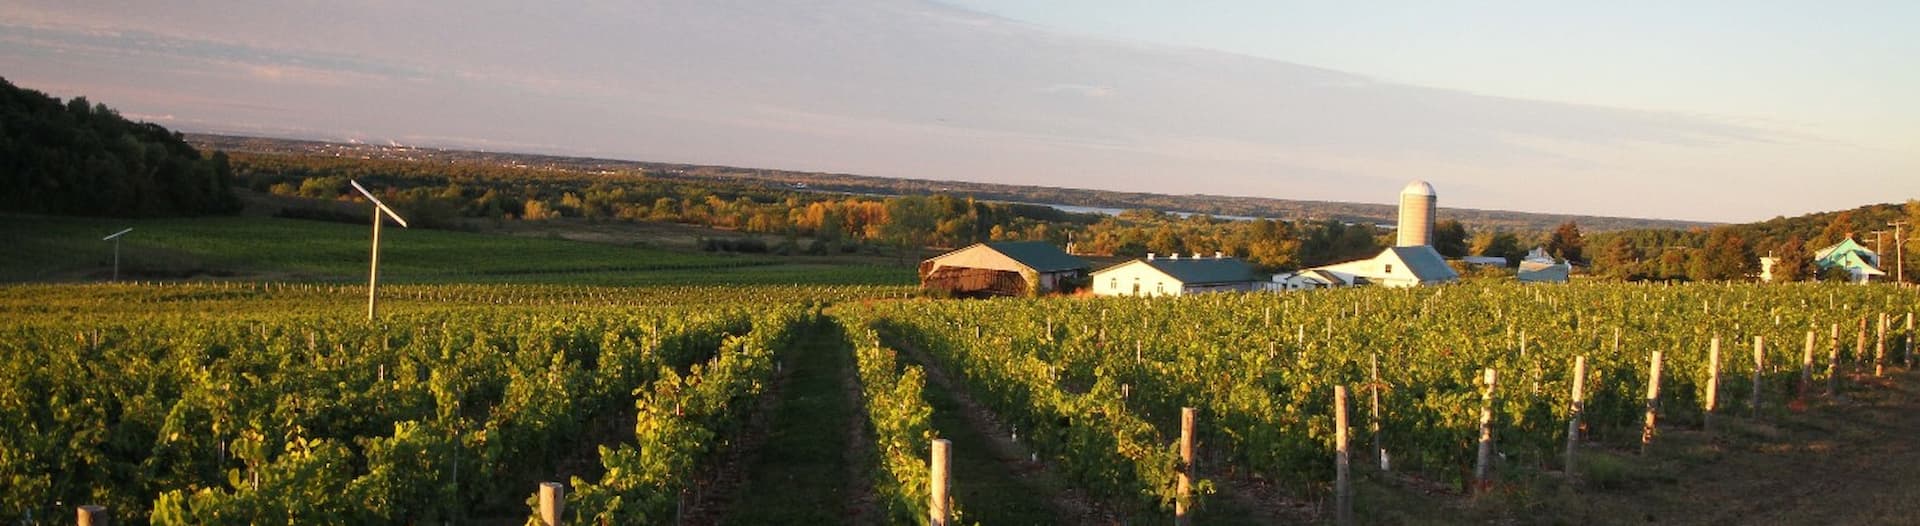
[{"xmin": 1891, "ymin": 220, "xmax": 1909, "ymax": 283}]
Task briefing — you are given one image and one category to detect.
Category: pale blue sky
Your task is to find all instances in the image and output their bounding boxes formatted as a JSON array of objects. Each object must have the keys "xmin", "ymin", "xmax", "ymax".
[
  {"xmin": 942, "ymin": 0, "xmax": 1920, "ymax": 150},
  {"xmin": 1, "ymin": 0, "xmax": 1913, "ymax": 222}
]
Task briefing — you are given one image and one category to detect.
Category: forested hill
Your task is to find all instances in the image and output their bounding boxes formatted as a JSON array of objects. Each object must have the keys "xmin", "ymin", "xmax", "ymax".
[{"xmin": 0, "ymin": 77, "xmax": 239, "ymax": 217}]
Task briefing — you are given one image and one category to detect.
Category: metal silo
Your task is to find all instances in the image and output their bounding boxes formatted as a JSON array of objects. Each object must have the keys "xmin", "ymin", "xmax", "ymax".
[{"xmin": 1396, "ymin": 180, "xmax": 1436, "ymax": 247}]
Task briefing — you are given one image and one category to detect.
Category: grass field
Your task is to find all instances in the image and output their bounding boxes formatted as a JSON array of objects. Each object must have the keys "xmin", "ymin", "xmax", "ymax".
[{"xmin": 0, "ymin": 214, "xmax": 915, "ymax": 286}]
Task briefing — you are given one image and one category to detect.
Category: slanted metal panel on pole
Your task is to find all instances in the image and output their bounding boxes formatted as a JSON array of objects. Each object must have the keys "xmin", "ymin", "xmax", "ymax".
[{"xmin": 102, "ymin": 228, "xmax": 133, "ymax": 282}]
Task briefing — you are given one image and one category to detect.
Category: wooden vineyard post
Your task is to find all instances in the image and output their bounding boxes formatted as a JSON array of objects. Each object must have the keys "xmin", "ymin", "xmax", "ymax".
[
  {"xmin": 1906, "ymin": 312, "xmax": 1915, "ymax": 366},
  {"xmin": 1475, "ymin": 368, "xmax": 1498, "ymax": 493},
  {"xmin": 1371, "ymin": 354, "xmax": 1385, "ymax": 471},
  {"xmin": 1829, "ymin": 323, "xmax": 1841, "ymax": 397},
  {"xmin": 1176, "ymin": 407, "xmax": 1197, "ymax": 526},
  {"xmin": 1705, "ymin": 337, "xmax": 1720, "ymax": 431},
  {"xmin": 1566, "ymin": 356, "xmax": 1587, "ymax": 474},
  {"xmin": 77, "ymin": 505, "xmax": 107, "ymax": 526},
  {"xmin": 1801, "ymin": 330, "xmax": 1815, "ymax": 398},
  {"xmin": 930, "ymin": 439, "xmax": 951, "ymax": 526},
  {"xmin": 1642, "ymin": 351, "xmax": 1663, "ymax": 455},
  {"xmin": 1876, "ymin": 313, "xmax": 1888, "ymax": 377},
  {"xmin": 1857, "ymin": 318, "xmax": 1868, "ymax": 366},
  {"xmin": 1335, "ymin": 387, "xmax": 1353, "ymax": 526},
  {"xmin": 538, "ymin": 482, "xmax": 564, "ymax": 526},
  {"xmin": 1751, "ymin": 336, "xmax": 1765, "ymax": 418},
  {"xmin": 1906, "ymin": 312, "xmax": 1915, "ymax": 367}
]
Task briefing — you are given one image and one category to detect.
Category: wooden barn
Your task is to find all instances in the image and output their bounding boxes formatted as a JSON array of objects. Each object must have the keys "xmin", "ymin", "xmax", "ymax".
[{"xmin": 920, "ymin": 241, "xmax": 1090, "ymax": 297}]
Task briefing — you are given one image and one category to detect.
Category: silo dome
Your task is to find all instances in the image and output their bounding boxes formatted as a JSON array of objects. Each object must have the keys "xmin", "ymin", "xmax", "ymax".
[
  {"xmin": 1401, "ymin": 180, "xmax": 1437, "ymax": 197},
  {"xmin": 1396, "ymin": 180, "xmax": 1437, "ymax": 247}
]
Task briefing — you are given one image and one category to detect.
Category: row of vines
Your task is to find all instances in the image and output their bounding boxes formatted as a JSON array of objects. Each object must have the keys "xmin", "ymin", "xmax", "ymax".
[{"xmin": 850, "ymin": 282, "xmax": 1918, "ymax": 512}]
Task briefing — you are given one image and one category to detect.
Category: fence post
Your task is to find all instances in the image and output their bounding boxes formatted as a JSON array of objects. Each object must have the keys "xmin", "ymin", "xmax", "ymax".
[
  {"xmin": 538, "ymin": 482, "xmax": 564, "ymax": 526},
  {"xmin": 1642, "ymin": 351, "xmax": 1663, "ymax": 455},
  {"xmin": 1371, "ymin": 353, "xmax": 1385, "ymax": 471},
  {"xmin": 1876, "ymin": 313, "xmax": 1887, "ymax": 377},
  {"xmin": 1335, "ymin": 387, "xmax": 1353, "ymax": 526},
  {"xmin": 77, "ymin": 505, "xmax": 107, "ymax": 526},
  {"xmin": 1176, "ymin": 407, "xmax": 1196, "ymax": 526},
  {"xmin": 1566, "ymin": 356, "xmax": 1587, "ymax": 474},
  {"xmin": 1906, "ymin": 312, "xmax": 1914, "ymax": 366},
  {"xmin": 931, "ymin": 439, "xmax": 951, "ymax": 526},
  {"xmin": 1857, "ymin": 317, "xmax": 1868, "ymax": 365},
  {"xmin": 1829, "ymin": 323, "xmax": 1841, "ymax": 396},
  {"xmin": 1705, "ymin": 337, "xmax": 1720, "ymax": 431},
  {"xmin": 1475, "ymin": 368, "xmax": 1498, "ymax": 493},
  {"xmin": 1751, "ymin": 336, "xmax": 1765, "ymax": 418}
]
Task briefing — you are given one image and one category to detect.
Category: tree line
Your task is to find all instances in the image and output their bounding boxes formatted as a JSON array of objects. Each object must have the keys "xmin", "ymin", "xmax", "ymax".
[{"xmin": 0, "ymin": 77, "xmax": 240, "ymax": 217}]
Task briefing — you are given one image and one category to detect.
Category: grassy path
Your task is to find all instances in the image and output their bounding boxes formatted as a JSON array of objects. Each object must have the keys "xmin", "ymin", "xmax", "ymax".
[{"xmin": 718, "ymin": 324, "xmax": 861, "ymax": 525}]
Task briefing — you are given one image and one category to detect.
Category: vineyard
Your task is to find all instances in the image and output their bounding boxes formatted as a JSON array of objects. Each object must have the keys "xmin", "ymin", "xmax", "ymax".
[{"xmin": 1, "ymin": 280, "xmax": 1916, "ymax": 524}]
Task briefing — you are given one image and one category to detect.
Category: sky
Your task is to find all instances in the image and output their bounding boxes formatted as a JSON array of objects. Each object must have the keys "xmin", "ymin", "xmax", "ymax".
[{"xmin": 0, "ymin": 0, "xmax": 1913, "ymax": 223}]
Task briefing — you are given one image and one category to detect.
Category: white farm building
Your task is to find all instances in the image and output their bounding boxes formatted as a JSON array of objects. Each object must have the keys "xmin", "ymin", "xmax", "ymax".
[
  {"xmin": 1091, "ymin": 253, "xmax": 1261, "ymax": 297},
  {"xmin": 1311, "ymin": 246, "xmax": 1459, "ymax": 288}
]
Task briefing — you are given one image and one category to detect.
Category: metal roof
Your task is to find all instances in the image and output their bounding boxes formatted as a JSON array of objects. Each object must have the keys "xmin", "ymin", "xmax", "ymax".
[
  {"xmin": 975, "ymin": 241, "xmax": 1089, "ymax": 272},
  {"xmin": 1384, "ymin": 245, "xmax": 1459, "ymax": 282}
]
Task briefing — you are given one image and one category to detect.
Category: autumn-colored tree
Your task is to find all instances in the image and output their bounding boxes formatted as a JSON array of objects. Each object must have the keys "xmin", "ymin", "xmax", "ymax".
[
  {"xmin": 1547, "ymin": 221, "xmax": 1585, "ymax": 263},
  {"xmin": 1768, "ymin": 236, "xmax": 1812, "ymax": 282},
  {"xmin": 1689, "ymin": 229, "xmax": 1754, "ymax": 281}
]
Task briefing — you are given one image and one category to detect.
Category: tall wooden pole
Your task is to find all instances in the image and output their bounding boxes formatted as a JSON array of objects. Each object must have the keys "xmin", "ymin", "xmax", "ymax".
[
  {"xmin": 1751, "ymin": 336, "xmax": 1765, "ymax": 418},
  {"xmin": 1176, "ymin": 407, "xmax": 1196, "ymax": 526},
  {"xmin": 1876, "ymin": 313, "xmax": 1888, "ymax": 377},
  {"xmin": 1800, "ymin": 330, "xmax": 1815, "ymax": 397},
  {"xmin": 368, "ymin": 208, "xmax": 382, "ymax": 321},
  {"xmin": 1828, "ymin": 323, "xmax": 1841, "ymax": 397},
  {"xmin": 1705, "ymin": 337, "xmax": 1720, "ymax": 430},
  {"xmin": 1566, "ymin": 356, "xmax": 1586, "ymax": 473},
  {"xmin": 1475, "ymin": 368, "xmax": 1497, "ymax": 492},
  {"xmin": 1335, "ymin": 387, "xmax": 1353, "ymax": 526},
  {"xmin": 1371, "ymin": 354, "xmax": 1384, "ymax": 471},
  {"xmin": 930, "ymin": 439, "xmax": 951, "ymax": 526},
  {"xmin": 1641, "ymin": 351, "xmax": 1663, "ymax": 455}
]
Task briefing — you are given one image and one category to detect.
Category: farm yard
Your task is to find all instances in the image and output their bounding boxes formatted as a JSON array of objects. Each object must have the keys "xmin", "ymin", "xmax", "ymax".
[{"xmin": 3, "ymin": 279, "xmax": 1917, "ymax": 525}]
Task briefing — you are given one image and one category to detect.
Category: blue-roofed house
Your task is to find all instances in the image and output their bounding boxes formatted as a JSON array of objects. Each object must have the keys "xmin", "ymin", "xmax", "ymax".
[{"xmin": 1813, "ymin": 237, "xmax": 1885, "ymax": 284}]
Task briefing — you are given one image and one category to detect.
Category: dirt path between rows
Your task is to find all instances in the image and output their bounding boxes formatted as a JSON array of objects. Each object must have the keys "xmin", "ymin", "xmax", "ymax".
[
  {"xmin": 881, "ymin": 332, "xmax": 1124, "ymax": 524},
  {"xmin": 1579, "ymin": 371, "xmax": 1920, "ymax": 525}
]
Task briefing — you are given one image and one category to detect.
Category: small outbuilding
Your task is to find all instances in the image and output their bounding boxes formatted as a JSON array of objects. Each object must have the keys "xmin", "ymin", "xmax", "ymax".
[
  {"xmin": 1091, "ymin": 253, "xmax": 1261, "ymax": 297},
  {"xmin": 1268, "ymin": 269, "xmax": 1357, "ymax": 291},
  {"xmin": 920, "ymin": 241, "xmax": 1090, "ymax": 297},
  {"xmin": 1516, "ymin": 247, "xmax": 1571, "ymax": 283}
]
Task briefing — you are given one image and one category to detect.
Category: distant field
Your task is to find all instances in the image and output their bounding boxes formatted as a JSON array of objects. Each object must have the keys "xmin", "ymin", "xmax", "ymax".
[{"xmin": 0, "ymin": 214, "xmax": 915, "ymax": 286}]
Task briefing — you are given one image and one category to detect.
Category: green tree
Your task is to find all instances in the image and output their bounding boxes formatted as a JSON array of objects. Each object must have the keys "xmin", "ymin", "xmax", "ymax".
[
  {"xmin": 1593, "ymin": 237, "xmax": 1641, "ymax": 280},
  {"xmin": 1472, "ymin": 231, "xmax": 1525, "ymax": 267},
  {"xmin": 1433, "ymin": 219, "xmax": 1469, "ymax": 258}
]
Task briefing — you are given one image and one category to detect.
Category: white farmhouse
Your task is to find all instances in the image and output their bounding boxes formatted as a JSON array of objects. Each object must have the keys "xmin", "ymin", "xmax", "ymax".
[
  {"xmin": 1311, "ymin": 246, "xmax": 1459, "ymax": 288},
  {"xmin": 1091, "ymin": 253, "xmax": 1261, "ymax": 297}
]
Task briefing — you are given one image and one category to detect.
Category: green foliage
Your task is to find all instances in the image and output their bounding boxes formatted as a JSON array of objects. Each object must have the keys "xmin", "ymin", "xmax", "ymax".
[
  {"xmin": 851, "ymin": 282, "xmax": 1916, "ymax": 496},
  {"xmin": 0, "ymin": 77, "xmax": 240, "ymax": 216},
  {"xmin": 837, "ymin": 316, "xmax": 942, "ymax": 524},
  {"xmin": 1434, "ymin": 220, "xmax": 1471, "ymax": 259}
]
